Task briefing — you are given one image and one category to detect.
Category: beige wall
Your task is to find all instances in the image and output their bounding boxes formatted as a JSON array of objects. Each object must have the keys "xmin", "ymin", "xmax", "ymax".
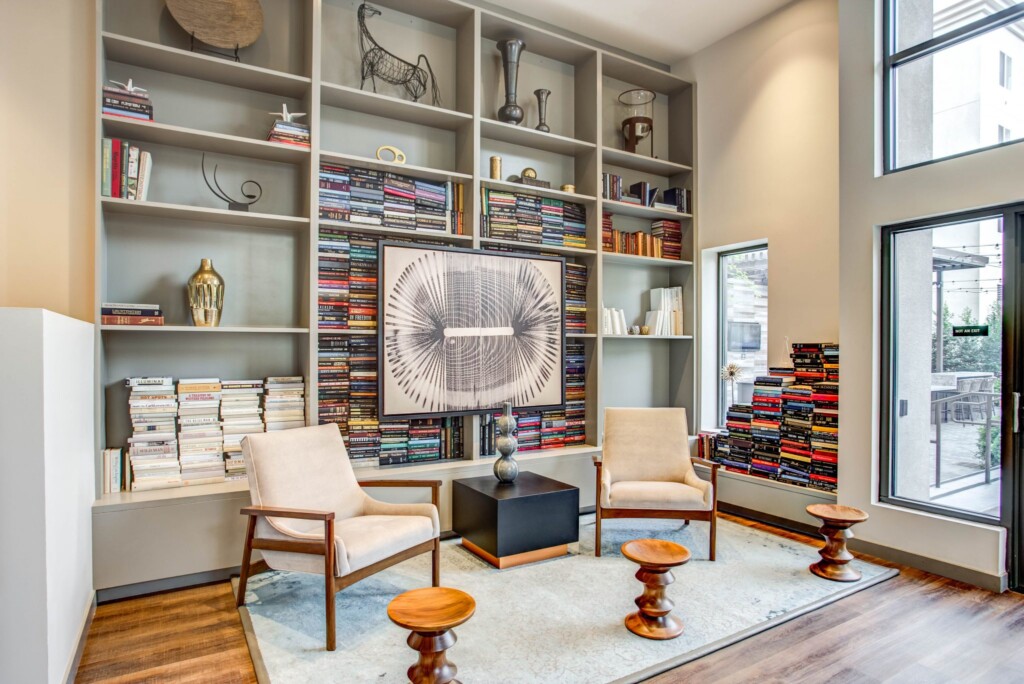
[
  {"xmin": 0, "ymin": 0, "xmax": 95, "ymax": 322},
  {"xmin": 675, "ymin": 0, "xmax": 840, "ymax": 429},
  {"xmin": 839, "ymin": 0, "xmax": 1008, "ymax": 584}
]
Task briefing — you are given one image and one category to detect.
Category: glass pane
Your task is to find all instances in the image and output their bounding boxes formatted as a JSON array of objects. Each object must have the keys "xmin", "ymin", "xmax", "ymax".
[
  {"xmin": 895, "ymin": 0, "xmax": 1024, "ymax": 53},
  {"xmin": 719, "ymin": 248, "xmax": 768, "ymax": 424},
  {"xmin": 893, "ymin": 17, "xmax": 1024, "ymax": 168},
  {"xmin": 890, "ymin": 218, "xmax": 1003, "ymax": 518}
]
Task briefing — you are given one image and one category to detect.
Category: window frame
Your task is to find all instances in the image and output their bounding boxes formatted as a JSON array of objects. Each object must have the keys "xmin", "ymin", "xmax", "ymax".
[
  {"xmin": 879, "ymin": 206, "xmax": 1009, "ymax": 525},
  {"xmin": 883, "ymin": 1, "xmax": 1024, "ymax": 174},
  {"xmin": 717, "ymin": 244, "xmax": 768, "ymax": 427}
]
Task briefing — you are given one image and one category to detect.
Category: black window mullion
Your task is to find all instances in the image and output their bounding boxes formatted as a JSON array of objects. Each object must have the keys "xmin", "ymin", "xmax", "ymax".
[{"xmin": 890, "ymin": 4, "xmax": 1024, "ymax": 69}]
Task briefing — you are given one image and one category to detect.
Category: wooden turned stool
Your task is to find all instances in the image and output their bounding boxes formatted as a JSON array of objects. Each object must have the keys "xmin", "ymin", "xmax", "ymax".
[
  {"xmin": 620, "ymin": 539, "xmax": 690, "ymax": 640},
  {"xmin": 806, "ymin": 504, "xmax": 869, "ymax": 582},
  {"xmin": 387, "ymin": 587, "xmax": 476, "ymax": 684}
]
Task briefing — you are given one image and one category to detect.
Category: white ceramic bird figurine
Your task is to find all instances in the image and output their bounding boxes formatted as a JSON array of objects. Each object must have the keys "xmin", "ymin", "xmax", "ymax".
[
  {"xmin": 109, "ymin": 78, "xmax": 147, "ymax": 94},
  {"xmin": 269, "ymin": 104, "xmax": 306, "ymax": 123}
]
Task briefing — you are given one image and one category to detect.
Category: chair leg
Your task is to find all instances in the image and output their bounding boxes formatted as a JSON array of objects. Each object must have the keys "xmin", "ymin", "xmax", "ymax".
[
  {"xmin": 595, "ymin": 511, "xmax": 602, "ymax": 557},
  {"xmin": 325, "ymin": 519, "xmax": 336, "ymax": 652},
  {"xmin": 709, "ymin": 513, "xmax": 717, "ymax": 562},
  {"xmin": 432, "ymin": 537, "xmax": 441, "ymax": 587},
  {"xmin": 236, "ymin": 515, "xmax": 256, "ymax": 608}
]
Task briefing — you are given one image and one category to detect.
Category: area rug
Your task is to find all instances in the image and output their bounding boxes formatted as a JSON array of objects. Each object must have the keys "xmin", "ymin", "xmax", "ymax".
[{"xmin": 237, "ymin": 515, "xmax": 896, "ymax": 683}]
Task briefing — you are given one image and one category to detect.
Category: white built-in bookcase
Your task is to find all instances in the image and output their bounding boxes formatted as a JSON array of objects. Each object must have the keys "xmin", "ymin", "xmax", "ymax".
[{"xmin": 91, "ymin": 0, "xmax": 697, "ymax": 593}]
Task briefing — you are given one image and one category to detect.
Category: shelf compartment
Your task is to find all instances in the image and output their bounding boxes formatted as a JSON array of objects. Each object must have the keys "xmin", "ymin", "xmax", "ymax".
[
  {"xmin": 101, "ymin": 198, "xmax": 309, "ymax": 231},
  {"xmin": 100, "ymin": 325, "xmax": 309, "ymax": 334},
  {"xmin": 479, "ymin": 238, "xmax": 595, "ymax": 257},
  {"xmin": 602, "ymin": 199, "xmax": 692, "ymax": 221},
  {"xmin": 321, "ymin": 82, "xmax": 471, "ymax": 131},
  {"xmin": 101, "ymin": 116, "xmax": 310, "ymax": 164},
  {"xmin": 481, "ymin": 178, "xmax": 596, "ymax": 203},
  {"xmin": 481, "ymin": 119, "xmax": 595, "ymax": 156},
  {"xmin": 601, "ymin": 147, "xmax": 692, "ymax": 176},
  {"xmin": 101, "ymin": 32, "xmax": 311, "ymax": 99},
  {"xmin": 320, "ymin": 150, "xmax": 472, "ymax": 185},
  {"xmin": 318, "ymin": 218, "xmax": 473, "ymax": 244},
  {"xmin": 602, "ymin": 253, "xmax": 693, "ymax": 268}
]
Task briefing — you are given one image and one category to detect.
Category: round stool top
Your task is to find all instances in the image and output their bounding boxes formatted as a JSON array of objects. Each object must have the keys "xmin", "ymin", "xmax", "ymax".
[
  {"xmin": 806, "ymin": 503, "xmax": 869, "ymax": 524},
  {"xmin": 387, "ymin": 587, "xmax": 476, "ymax": 632},
  {"xmin": 621, "ymin": 539, "xmax": 691, "ymax": 567}
]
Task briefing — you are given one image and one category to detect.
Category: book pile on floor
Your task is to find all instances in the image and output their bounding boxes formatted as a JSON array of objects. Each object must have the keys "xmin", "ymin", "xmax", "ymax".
[
  {"xmin": 480, "ymin": 189, "xmax": 587, "ymax": 248},
  {"xmin": 220, "ymin": 380, "xmax": 265, "ymax": 480},
  {"xmin": 749, "ymin": 375, "xmax": 792, "ymax": 480},
  {"xmin": 177, "ymin": 378, "xmax": 226, "ymax": 485},
  {"xmin": 565, "ymin": 262, "xmax": 588, "ymax": 334},
  {"xmin": 318, "ymin": 163, "xmax": 465, "ymax": 234},
  {"xmin": 101, "ymin": 301, "xmax": 163, "ymax": 326},
  {"xmin": 719, "ymin": 404, "xmax": 753, "ymax": 473},
  {"xmin": 784, "ymin": 342, "xmax": 840, "ymax": 492},
  {"xmin": 262, "ymin": 377, "xmax": 306, "ymax": 431},
  {"xmin": 778, "ymin": 374, "xmax": 815, "ymax": 488},
  {"xmin": 565, "ymin": 340, "xmax": 587, "ymax": 445},
  {"xmin": 102, "ymin": 82, "xmax": 153, "ymax": 121},
  {"xmin": 100, "ymin": 138, "xmax": 153, "ymax": 200},
  {"xmin": 602, "ymin": 214, "xmax": 682, "ymax": 260},
  {"xmin": 267, "ymin": 120, "xmax": 310, "ymax": 147},
  {"xmin": 125, "ymin": 376, "xmax": 180, "ymax": 491}
]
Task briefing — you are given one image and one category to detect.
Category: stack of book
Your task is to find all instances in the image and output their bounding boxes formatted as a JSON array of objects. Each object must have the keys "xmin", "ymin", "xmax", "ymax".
[
  {"xmin": 317, "ymin": 334, "xmax": 351, "ymax": 441},
  {"xmin": 125, "ymin": 376, "xmax": 180, "ymax": 491},
  {"xmin": 220, "ymin": 380, "xmax": 265, "ymax": 480},
  {"xmin": 565, "ymin": 262, "xmax": 588, "ymax": 334},
  {"xmin": 480, "ymin": 189, "xmax": 516, "ymax": 240},
  {"xmin": 601, "ymin": 172, "xmax": 624, "ymax": 201},
  {"xmin": 651, "ymin": 220, "xmax": 683, "ymax": 260},
  {"xmin": 563, "ymin": 201, "xmax": 587, "ymax": 249},
  {"xmin": 515, "ymin": 193, "xmax": 543, "ymax": 244},
  {"xmin": 662, "ymin": 187, "xmax": 692, "ymax": 214},
  {"xmin": 602, "ymin": 214, "xmax": 681, "ymax": 259},
  {"xmin": 177, "ymin": 378, "xmax": 226, "ymax": 485},
  {"xmin": 540, "ymin": 408, "xmax": 567, "ymax": 449},
  {"xmin": 565, "ymin": 340, "xmax": 587, "ymax": 445},
  {"xmin": 103, "ymin": 83, "xmax": 153, "ymax": 121},
  {"xmin": 749, "ymin": 376, "xmax": 791, "ymax": 480},
  {"xmin": 778, "ymin": 379, "xmax": 815, "ymax": 487},
  {"xmin": 481, "ymin": 189, "xmax": 588, "ymax": 248},
  {"xmin": 348, "ymin": 336, "xmax": 381, "ymax": 463},
  {"xmin": 101, "ymin": 301, "xmax": 163, "ymax": 326},
  {"xmin": 267, "ymin": 120, "xmax": 310, "ymax": 147},
  {"xmin": 379, "ymin": 419, "xmax": 410, "ymax": 466},
  {"xmin": 318, "ymin": 163, "xmax": 465, "ymax": 234},
  {"xmin": 408, "ymin": 419, "xmax": 443, "ymax": 463},
  {"xmin": 348, "ymin": 236, "xmax": 379, "ymax": 331},
  {"xmin": 515, "ymin": 411, "xmax": 542, "ymax": 451},
  {"xmin": 723, "ymin": 404, "xmax": 754, "ymax": 473},
  {"xmin": 541, "ymin": 198, "xmax": 564, "ymax": 247},
  {"xmin": 101, "ymin": 447, "xmax": 124, "ymax": 494},
  {"xmin": 811, "ymin": 377, "xmax": 839, "ymax": 493},
  {"xmin": 262, "ymin": 377, "xmax": 306, "ymax": 430},
  {"xmin": 101, "ymin": 138, "xmax": 153, "ymax": 200},
  {"xmin": 317, "ymin": 226, "xmax": 351, "ymax": 329}
]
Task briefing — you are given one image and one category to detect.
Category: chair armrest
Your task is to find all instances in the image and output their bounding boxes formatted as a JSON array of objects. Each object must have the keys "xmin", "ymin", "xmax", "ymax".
[
  {"xmin": 359, "ymin": 479, "xmax": 441, "ymax": 509},
  {"xmin": 240, "ymin": 505, "xmax": 335, "ymax": 521},
  {"xmin": 691, "ymin": 456, "xmax": 719, "ymax": 471}
]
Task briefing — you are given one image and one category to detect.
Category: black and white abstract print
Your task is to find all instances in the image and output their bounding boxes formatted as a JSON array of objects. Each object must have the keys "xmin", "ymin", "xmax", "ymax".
[{"xmin": 381, "ymin": 245, "xmax": 563, "ymax": 415}]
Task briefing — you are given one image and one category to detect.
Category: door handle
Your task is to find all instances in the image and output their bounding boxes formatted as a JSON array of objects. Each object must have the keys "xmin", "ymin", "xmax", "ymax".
[{"xmin": 1014, "ymin": 392, "xmax": 1021, "ymax": 433}]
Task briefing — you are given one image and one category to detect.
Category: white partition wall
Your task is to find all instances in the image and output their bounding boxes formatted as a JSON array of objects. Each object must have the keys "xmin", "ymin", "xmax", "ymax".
[{"xmin": 0, "ymin": 309, "xmax": 95, "ymax": 684}]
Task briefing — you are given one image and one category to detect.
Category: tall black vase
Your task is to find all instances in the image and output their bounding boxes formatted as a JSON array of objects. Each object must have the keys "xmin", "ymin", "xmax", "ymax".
[{"xmin": 497, "ymin": 39, "xmax": 526, "ymax": 125}]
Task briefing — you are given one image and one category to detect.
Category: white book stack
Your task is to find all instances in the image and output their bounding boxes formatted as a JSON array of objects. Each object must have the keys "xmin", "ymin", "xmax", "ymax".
[
  {"xmin": 601, "ymin": 306, "xmax": 629, "ymax": 335},
  {"xmin": 262, "ymin": 376, "xmax": 306, "ymax": 431},
  {"xmin": 647, "ymin": 286, "xmax": 684, "ymax": 336},
  {"xmin": 125, "ymin": 376, "xmax": 181, "ymax": 491},
  {"xmin": 177, "ymin": 378, "xmax": 226, "ymax": 485},
  {"xmin": 220, "ymin": 379, "xmax": 265, "ymax": 480}
]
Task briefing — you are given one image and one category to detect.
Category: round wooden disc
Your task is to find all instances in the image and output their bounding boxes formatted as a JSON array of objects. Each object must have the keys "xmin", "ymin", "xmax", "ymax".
[
  {"xmin": 167, "ymin": 0, "xmax": 264, "ymax": 50},
  {"xmin": 806, "ymin": 504, "xmax": 869, "ymax": 524},
  {"xmin": 388, "ymin": 587, "xmax": 476, "ymax": 632},
  {"xmin": 621, "ymin": 539, "xmax": 690, "ymax": 567}
]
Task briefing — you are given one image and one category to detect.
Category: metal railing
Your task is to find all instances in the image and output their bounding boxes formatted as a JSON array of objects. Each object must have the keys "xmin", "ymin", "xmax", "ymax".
[{"xmin": 931, "ymin": 390, "xmax": 999, "ymax": 488}]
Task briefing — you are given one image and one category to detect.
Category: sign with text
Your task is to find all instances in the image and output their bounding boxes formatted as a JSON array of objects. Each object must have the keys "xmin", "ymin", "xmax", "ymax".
[{"xmin": 952, "ymin": 325, "xmax": 989, "ymax": 337}]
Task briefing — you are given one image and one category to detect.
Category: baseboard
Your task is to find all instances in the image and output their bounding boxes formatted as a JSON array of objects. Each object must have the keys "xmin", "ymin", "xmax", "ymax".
[
  {"xmin": 721, "ymin": 504, "xmax": 1008, "ymax": 593},
  {"xmin": 97, "ymin": 567, "xmax": 242, "ymax": 603},
  {"xmin": 64, "ymin": 592, "xmax": 96, "ymax": 684}
]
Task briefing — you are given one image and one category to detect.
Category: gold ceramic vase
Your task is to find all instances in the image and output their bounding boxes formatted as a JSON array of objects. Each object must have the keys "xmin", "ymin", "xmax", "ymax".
[{"xmin": 187, "ymin": 258, "xmax": 224, "ymax": 327}]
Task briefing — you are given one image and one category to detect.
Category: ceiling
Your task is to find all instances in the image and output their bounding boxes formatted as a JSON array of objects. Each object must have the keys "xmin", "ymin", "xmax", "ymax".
[{"xmin": 500, "ymin": 0, "xmax": 796, "ymax": 64}]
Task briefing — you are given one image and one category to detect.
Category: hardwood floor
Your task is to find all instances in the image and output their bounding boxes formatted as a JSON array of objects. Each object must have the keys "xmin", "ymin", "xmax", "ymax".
[{"xmin": 77, "ymin": 514, "xmax": 1024, "ymax": 683}]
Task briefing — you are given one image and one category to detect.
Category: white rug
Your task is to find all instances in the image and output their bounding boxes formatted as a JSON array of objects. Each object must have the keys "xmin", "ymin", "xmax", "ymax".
[{"xmin": 238, "ymin": 515, "xmax": 896, "ymax": 683}]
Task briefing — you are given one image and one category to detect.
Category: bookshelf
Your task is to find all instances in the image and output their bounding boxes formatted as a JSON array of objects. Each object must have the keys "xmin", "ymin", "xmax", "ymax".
[{"xmin": 91, "ymin": 0, "xmax": 696, "ymax": 594}]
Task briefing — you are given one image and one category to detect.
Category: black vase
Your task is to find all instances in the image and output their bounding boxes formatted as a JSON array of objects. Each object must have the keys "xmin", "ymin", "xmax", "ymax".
[
  {"xmin": 497, "ymin": 39, "xmax": 526, "ymax": 125},
  {"xmin": 534, "ymin": 89, "xmax": 550, "ymax": 132}
]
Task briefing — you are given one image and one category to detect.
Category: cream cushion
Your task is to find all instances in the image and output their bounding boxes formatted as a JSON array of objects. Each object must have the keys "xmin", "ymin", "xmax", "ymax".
[
  {"xmin": 242, "ymin": 423, "xmax": 439, "ymax": 576},
  {"xmin": 600, "ymin": 407, "xmax": 712, "ymax": 510}
]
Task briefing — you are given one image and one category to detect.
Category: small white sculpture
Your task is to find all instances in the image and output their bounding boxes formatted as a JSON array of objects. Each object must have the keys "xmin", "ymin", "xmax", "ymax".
[
  {"xmin": 109, "ymin": 79, "xmax": 148, "ymax": 94},
  {"xmin": 269, "ymin": 104, "xmax": 306, "ymax": 123}
]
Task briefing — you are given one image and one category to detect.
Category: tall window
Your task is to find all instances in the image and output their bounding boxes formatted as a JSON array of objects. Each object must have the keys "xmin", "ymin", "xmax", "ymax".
[
  {"xmin": 718, "ymin": 246, "xmax": 768, "ymax": 425},
  {"xmin": 884, "ymin": 1, "xmax": 1024, "ymax": 172}
]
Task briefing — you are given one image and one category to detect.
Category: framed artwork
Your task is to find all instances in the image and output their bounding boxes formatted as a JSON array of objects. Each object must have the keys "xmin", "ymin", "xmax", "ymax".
[{"xmin": 379, "ymin": 242, "xmax": 565, "ymax": 418}]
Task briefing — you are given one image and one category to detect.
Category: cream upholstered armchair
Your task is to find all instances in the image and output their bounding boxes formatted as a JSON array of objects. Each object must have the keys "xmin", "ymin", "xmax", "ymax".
[
  {"xmin": 594, "ymin": 407, "xmax": 719, "ymax": 560},
  {"xmin": 235, "ymin": 423, "xmax": 441, "ymax": 651}
]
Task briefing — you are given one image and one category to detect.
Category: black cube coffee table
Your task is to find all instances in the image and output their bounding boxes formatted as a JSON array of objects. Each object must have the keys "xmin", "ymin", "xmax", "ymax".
[{"xmin": 452, "ymin": 472, "xmax": 579, "ymax": 569}]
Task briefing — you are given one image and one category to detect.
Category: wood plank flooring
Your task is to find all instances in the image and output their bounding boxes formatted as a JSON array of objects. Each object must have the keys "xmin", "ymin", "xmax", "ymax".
[{"xmin": 76, "ymin": 514, "xmax": 1024, "ymax": 683}]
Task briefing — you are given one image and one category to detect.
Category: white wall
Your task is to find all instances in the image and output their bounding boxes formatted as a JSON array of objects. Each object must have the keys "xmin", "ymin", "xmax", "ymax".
[
  {"xmin": 0, "ymin": 309, "xmax": 95, "ymax": 683},
  {"xmin": 839, "ymin": 0, "xmax": 1011, "ymax": 585}
]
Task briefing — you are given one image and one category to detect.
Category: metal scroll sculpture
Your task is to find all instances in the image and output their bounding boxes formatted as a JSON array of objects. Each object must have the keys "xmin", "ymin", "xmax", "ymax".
[
  {"xmin": 358, "ymin": 3, "xmax": 442, "ymax": 107},
  {"xmin": 380, "ymin": 245, "xmax": 564, "ymax": 417},
  {"xmin": 201, "ymin": 154, "xmax": 262, "ymax": 211}
]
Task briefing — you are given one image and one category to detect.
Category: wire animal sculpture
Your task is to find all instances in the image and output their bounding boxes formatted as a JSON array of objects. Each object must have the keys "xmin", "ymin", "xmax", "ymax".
[{"xmin": 358, "ymin": 3, "xmax": 442, "ymax": 107}]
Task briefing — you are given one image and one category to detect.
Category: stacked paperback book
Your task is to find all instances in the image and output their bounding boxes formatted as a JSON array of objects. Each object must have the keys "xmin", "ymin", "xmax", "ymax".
[
  {"xmin": 102, "ymin": 82, "xmax": 153, "ymax": 121},
  {"xmin": 348, "ymin": 336, "xmax": 381, "ymax": 464},
  {"xmin": 317, "ymin": 229, "xmax": 379, "ymax": 330},
  {"xmin": 480, "ymin": 188, "xmax": 587, "ymax": 248},
  {"xmin": 565, "ymin": 340, "xmax": 587, "ymax": 445},
  {"xmin": 267, "ymin": 120, "xmax": 310, "ymax": 147},
  {"xmin": 601, "ymin": 306, "xmax": 630, "ymax": 335},
  {"xmin": 749, "ymin": 375, "xmax": 791, "ymax": 480},
  {"xmin": 262, "ymin": 377, "xmax": 306, "ymax": 430},
  {"xmin": 177, "ymin": 378, "xmax": 226, "ymax": 485},
  {"xmin": 778, "ymin": 375, "xmax": 815, "ymax": 488},
  {"xmin": 101, "ymin": 138, "xmax": 153, "ymax": 200},
  {"xmin": 565, "ymin": 262, "xmax": 588, "ymax": 334},
  {"xmin": 101, "ymin": 301, "xmax": 163, "ymax": 326},
  {"xmin": 319, "ymin": 163, "xmax": 465, "ymax": 235},
  {"xmin": 125, "ymin": 376, "xmax": 181, "ymax": 491},
  {"xmin": 720, "ymin": 404, "xmax": 753, "ymax": 473},
  {"xmin": 602, "ymin": 214, "xmax": 683, "ymax": 260},
  {"xmin": 220, "ymin": 380, "xmax": 265, "ymax": 480}
]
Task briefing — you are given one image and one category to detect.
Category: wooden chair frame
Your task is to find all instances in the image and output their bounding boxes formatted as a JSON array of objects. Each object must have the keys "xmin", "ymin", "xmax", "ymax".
[
  {"xmin": 236, "ymin": 479, "xmax": 442, "ymax": 651},
  {"xmin": 594, "ymin": 457, "xmax": 719, "ymax": 560}
]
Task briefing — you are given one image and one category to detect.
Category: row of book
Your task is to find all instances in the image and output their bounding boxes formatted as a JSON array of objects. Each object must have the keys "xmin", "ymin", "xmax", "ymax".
[
  {"xmin": 100, "ymin": 138, "xmax": 153, "ymax": 201},
  {"xmin": 601, "ymin": 174, "xmax": 692, "ymax": 213},
  {"xmin": 115, "ymin": 376, "xmax": 305, "ymax": 493},
  {"xmin": 102, "ymin": 83, "xmax": 153, "ymax": 121},
  {"xmin": 480, "ymin": 189, "xmax": 587, "ymax": 248},
  {"xmin": 602, "ymin": 215, "xmax": 683, "ymax": 260},
  {"xmin": 100, "ymin": 301, "xmax": 164, "ymax": 326},
  {"xmin": 319, "ymin": 163, "xmax": 466, "ymax": 235}
]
